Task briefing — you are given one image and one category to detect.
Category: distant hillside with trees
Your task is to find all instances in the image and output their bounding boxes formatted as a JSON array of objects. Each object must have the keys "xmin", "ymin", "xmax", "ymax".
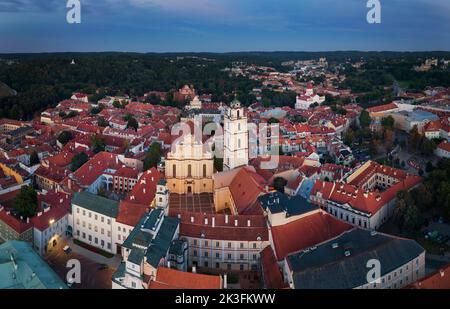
[{"xmin": 0, "ymin": 51, "xmax": 449, "ymax": 120}]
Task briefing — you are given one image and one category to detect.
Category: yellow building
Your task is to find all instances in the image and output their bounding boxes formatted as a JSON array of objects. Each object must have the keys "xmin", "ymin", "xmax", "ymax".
[{"xmin": 165, "ymin": 130, "xmax": 214, "ymax": 194}]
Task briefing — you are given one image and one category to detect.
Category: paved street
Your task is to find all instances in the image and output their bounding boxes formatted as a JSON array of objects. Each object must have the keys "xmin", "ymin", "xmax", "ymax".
[{"xmin": 44, "ymin": 239, "xmax": 120, "ymax": 289}]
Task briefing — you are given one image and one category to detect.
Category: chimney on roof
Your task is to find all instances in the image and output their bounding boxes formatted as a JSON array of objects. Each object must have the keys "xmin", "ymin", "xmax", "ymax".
[
  {"xmin": 204, "ymin": 218, "xmax": 208, "ymax": 225},
  {"xmin": 192, "ymin": 266, "xmax": 196, "ymax": 273},
  {"xmin": 247, "ymin": 219, "xmax": 251, "ymax": 227},
  {"xmin": 143, "ymin": 188, "xmax": 146, "ymax": 194},
  {"xmin": 234, "ymin": 219, "xmax": 238, "ymax": 227},
  {"xmin": 225, "ymin": 215, "xmax": 229, "ymax": 224},
  {"xmin": 27, "ymin": 217, "xmax": 29, "ymax": 224},
  {"xmin": 212, "ymin": 217, "xmax": 215, "ymax": 228},
  {"xmin": 190, "ymin": 216, "xmax": 194, "ymax": 223}
]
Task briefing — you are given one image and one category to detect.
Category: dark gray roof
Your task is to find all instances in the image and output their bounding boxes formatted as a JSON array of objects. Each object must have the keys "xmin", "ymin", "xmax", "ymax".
[
  {"xmin": 128, "ymin": 248, "xmax": 145, "ymax": 265},
  {"xmin": 142, "ymin": 208, "xmax": 164, "ymax": 231},
  {"xmin": 146, "ymin": 217, "xmax": 179, "ymax": 267},
  {"xmin": 258, "ymin": 191, "xmax": 318, "ymax": 217},
  {"xmin": 287, "ymin": 229, "xmax": 425, "ymax": 289},
  {"xmin": 72, "ymin": 192, "xmax": 119, "ymax": 218},
  {"xmin": 122, "ymin": 209, "xmax": 180, "ymax": 268},
  {"xmin": 169, "ymin": 239, "xmax": 187, "ymax": 256}
]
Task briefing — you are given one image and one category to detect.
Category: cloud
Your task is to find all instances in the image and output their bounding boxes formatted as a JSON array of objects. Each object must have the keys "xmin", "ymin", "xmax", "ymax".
[{"xmin": 0, "ymin": 0, "xmax": 61, "ymax": 12}]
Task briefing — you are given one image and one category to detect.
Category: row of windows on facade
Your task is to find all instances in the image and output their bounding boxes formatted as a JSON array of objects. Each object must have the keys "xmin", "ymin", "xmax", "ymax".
[
  {"xmin": 76, "ymin": 207, "xmax": 111, "ymax": 224},
  {"xmin": 193, "ymin": 260, "xmax": 258, "ymax": 271},
  {"xmin": 364, "ymin": 268, "xmax": 420, "ymax": 289},
  {"xmin": 192, "ymin": 239, "xmax": 260, "ymax": 249},
  {"xmin": 75, "ymin": 219, "xmax": 131, "ymax": 238},
  {"xmin": 193, "ymin": 250, "xmax": 258, "ymax": 261},
  {"xmin": 328, "ymin": 207, "xmax": 369, "ymax": 229},
  {"xmin": 75, "ymin": 230, "xmax": 112, "ymax": 250},
  {"xmin": 172, "ymin": 164, "xmax": 208, "ymax": 178}
]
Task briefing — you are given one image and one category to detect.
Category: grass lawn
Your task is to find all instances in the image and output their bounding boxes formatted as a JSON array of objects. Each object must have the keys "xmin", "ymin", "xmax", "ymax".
[{"xmin": 73, "ymin": 239, "xmax": 115, "ymax": 258}]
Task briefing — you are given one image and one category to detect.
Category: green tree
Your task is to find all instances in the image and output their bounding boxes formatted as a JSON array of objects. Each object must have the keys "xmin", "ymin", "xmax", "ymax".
[
  {"xmin": 425, "ymin": 161, "xmax": 434, "ymax": 173},
  {"xmin": 97, "ymin": 117, "xmax": 109, "ymax": 127},
  {"xmin": 403, "ymin": 204, "xmax": 423, "ymax": 233},
  {"xmin": 14, "ymin": 186, "xmax": 38, "ymax": 218},
  {"xmin": 126, "ymin": 116, "xmax": 139, "ymax": 131},
  {"xmin": 29, "ymin": 151, "xmax": 40, "ymax": 166},
  {"xmin": 419, "ymin": 137, "xmax": 436, "ymax": 156},
  {"xmin": 113, "ymin": 100, "xmax": 124, "ymax": 109},
  {"xmin": 359, "ymin": 110, "xmax": 371, "ymax": 129},
  {"xmin": 57, "ymin": 131, "xmax": 73, "ymax": 145},
  {"xmin": 90, "ymin": 135, "xmax": 105, "ymax": 153},
  {"xmin": 71, "ymin": 152, "xmax": 89, "ymax": 172},
  {"xmin": 411, "ymin": 185, "xmax": 433, "ymax": 210},
  {"xmin": 393, "ymin": 199, "xmax": 407, "ymax": 228},
  {"xmin": 408, "ymin": 125, "xmax": 421, "ymax": 150},
  {"xmin": 344, "ymin": 128, "xmax": 355, "ymax": 146},
  {"xmin": 381, "ymin": 116, "xmax": 395, "ymax": 130},
  {"xmin": 143, "ymin": 142, "xmax": 162, "ymax": 171}
]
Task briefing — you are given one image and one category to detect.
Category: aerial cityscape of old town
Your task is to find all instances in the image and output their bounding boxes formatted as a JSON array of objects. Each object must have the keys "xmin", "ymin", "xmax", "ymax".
[{"xmin": 0, "ymin": 0, "xmax": 449, "ymax": 295}]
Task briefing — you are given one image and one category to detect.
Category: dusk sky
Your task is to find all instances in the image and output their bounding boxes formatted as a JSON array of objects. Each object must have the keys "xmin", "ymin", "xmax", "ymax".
[{"xmin": 0, "ymin": 0, "xmax": 449, "ymax": 53}]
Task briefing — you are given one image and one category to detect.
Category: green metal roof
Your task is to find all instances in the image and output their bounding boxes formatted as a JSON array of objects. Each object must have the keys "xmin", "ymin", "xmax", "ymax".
[
  {"xmin": 0, "ymin": 241, "xmax": 67, "ymax": 289},
  {"xmin": 72, "ymin": 191, "xmax": 119, "ymax": 218}
]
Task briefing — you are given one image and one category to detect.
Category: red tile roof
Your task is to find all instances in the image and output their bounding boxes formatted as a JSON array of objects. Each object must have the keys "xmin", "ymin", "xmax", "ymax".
[
  {"xmin": 124, "ymin": 168, "xmax": 161, "ymax": 205},
  {"xmin": 116, "ymin": 201, "xmax": 149, "ymax": 227},
  {"xmin": 228, "ymin": 168, "xmax": 267, "ymax": 214},
  {"xmin": 260, "ymin": 246, "xmax": 288, "ymax": 289},
  {"xmin": 0, "ymin": 209, "xmax": 33, "ymax": 234},
  {"xmin": 408, "ymin": 264, "xmax": 450, "ymax": 289},
  {"xmin": 149, "ymin": 267, "xmax": 222, "ymax": 289},
  {"xmin": 424, "ymin": 120, "xmax": 442, "ymax": 132},
  {"xmin": 173, "ymin": 211, "xmax": 269, "ymax": 241},
  {"xmin": 367, "ymin": 103, "xmax": 398, "ymax": 113},
  {"xmin": 270, "ymin": 211, "xmax": 352, "ymax": 261},
  {"xmin": 32, "ymin": 191, "xmax": 71, "ymax": 231},
  {"xmin": 438, "ymin": 140, "xmax": 450, "ymax": 152}
]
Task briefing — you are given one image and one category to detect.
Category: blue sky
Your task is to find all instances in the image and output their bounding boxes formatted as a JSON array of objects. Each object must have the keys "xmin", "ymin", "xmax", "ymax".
[{"xmin": 0, "ymin": 0, "xmax": 449, "ymax": 53}]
